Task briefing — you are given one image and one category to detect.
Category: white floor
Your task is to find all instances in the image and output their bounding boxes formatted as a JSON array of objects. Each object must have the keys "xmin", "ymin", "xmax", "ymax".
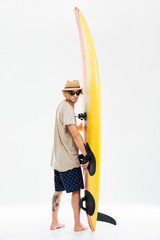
[{"xmin": 1, "ymin": 203, "xmax": 160, "ymax": 240}]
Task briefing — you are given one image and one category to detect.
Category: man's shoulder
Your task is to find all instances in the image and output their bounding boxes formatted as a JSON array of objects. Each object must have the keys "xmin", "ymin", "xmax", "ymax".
[
  {"xmin": 56, "ymin": 101, "xmax": 74, "ymax": 118},
  {"xmin": 56, "ymin": 101, "xmax": 76, "ymax": 125},
  {"xmin": 58, "ymin": 101, "xmax": 73, "ymax": 112}
]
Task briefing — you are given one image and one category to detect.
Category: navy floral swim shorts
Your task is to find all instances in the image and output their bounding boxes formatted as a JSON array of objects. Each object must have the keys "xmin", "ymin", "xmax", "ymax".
[{"xmin": 54, "ymin": 167, "xmax": 84, "ymax": 193}]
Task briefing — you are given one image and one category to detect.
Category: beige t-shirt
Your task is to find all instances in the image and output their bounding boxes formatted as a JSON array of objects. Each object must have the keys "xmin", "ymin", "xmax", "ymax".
[{"xmin": 50, "ymin": 100, "xmax": 80, "ymax": 172}]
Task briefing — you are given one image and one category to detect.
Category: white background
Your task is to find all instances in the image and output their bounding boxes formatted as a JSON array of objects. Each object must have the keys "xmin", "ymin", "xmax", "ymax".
[{"xmin": 0, "ymin": 0, "xmax": 160, "ymax": 239}]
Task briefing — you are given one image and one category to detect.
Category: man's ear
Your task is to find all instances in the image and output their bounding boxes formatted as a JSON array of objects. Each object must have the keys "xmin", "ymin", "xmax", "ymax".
[{"xmin": 62, "ymin": 91, "xmax": 69, "ymax": 99}]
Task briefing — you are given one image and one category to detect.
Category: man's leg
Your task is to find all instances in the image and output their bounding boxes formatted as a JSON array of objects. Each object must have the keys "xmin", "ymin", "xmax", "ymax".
[
  {"xmin": 71, "ymin": 190, "xmax": 88, "ymax": 231},
  {"xmin": 50, "ymin": 191, "xmax": 65, "ymax": 230}
]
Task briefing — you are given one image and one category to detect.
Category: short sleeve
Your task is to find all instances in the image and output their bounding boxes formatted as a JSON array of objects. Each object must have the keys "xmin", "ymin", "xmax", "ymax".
[{"xmin": 62, "ymin": 107, "xmax": 76, "ymax": 126}]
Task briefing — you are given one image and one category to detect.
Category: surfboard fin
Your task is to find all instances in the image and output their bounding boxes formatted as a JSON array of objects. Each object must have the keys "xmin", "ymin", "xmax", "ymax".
[{"xmin": 97, "ymin": 212, "xmax": 117, "ymax": 225}]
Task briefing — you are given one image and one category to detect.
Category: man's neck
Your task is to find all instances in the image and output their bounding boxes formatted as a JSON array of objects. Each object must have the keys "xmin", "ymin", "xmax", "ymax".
[{"xmin": 65, "ymin": 99, "xmax": 75, "ymax": 108}]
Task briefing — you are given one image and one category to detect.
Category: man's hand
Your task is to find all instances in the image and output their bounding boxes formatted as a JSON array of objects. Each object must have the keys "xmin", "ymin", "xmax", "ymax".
[
  {"xmin": 77, "ymin": 123, "xmax": 83, "ymax": 131},
  {"xmin": 79, "ymin": 153, "xmax": 90, "ymax": 170},
  {"xmin": 82, "ymin": 161, "xmax": 89, "ymax": 170}
]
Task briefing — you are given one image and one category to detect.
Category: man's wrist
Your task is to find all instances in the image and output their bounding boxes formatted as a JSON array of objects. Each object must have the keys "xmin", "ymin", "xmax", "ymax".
[
  {"xmin": 82, "ymin": 154, "xmax": 90, "ymax": 164},
  {"xmin": 78, "ymin": 153, "xmax": 89, "ymax": 164}
]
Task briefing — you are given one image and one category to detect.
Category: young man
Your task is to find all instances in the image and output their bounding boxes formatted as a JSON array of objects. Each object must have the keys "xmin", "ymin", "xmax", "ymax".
[{"xmin": 50, "ymin": 80, "xmax": 89, "ymax": 231}]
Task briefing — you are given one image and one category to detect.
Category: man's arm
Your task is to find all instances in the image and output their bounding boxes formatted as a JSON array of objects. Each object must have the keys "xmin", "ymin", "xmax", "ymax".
[{"xmin": 67, "ymin": 124, "xmax": 89, "ymax": 170}]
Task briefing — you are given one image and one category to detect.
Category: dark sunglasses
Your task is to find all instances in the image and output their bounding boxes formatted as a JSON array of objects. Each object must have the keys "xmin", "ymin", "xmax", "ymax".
[{"xmin": 68, "ymin": 90, "xmax": 82, "ymax": 96}]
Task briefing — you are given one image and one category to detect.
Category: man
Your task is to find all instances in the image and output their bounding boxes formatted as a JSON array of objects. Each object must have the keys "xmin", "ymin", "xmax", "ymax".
[{"xmin": 50, "ymin": 80, "xmax": 89, "ymax": 231}]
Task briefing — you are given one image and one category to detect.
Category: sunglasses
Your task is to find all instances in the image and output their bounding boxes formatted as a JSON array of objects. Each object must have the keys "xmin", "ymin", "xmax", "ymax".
[{"xmin": 68, "ymin": 90, "xmax": 82, "ymax": 96}]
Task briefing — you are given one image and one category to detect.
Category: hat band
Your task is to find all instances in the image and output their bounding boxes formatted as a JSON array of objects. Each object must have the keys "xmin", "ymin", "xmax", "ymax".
[{"xmin": 64, "ymin": 86, "xmax": 80, "ymax": 89}]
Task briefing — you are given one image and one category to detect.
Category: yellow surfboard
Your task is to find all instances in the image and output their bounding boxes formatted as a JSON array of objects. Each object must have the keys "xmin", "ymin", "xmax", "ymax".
[{"xmin": 75, "ymin": 7, "xmax": 116, "ymax": 232}]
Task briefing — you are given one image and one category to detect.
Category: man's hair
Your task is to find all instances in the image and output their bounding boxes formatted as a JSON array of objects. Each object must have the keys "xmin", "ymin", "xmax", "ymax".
[{"xmin": 62, "ymin": 90, "xmax": 69, "ymax": 99}]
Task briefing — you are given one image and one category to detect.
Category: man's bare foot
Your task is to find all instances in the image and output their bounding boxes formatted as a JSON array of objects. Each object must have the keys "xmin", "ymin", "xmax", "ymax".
[
  {"xmin": 74, "ymin": 223, "xmax": 88, "ymax": 232},
  {"xmin": 50, "ymin": 222, "xmax": 65, "ymax": 230}
]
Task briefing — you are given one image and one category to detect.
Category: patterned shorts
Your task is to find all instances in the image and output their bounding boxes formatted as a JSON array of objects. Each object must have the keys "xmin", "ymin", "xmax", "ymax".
[{"xmin": 54, "ymin": 167, "xmax": 84, "ymax": 193}]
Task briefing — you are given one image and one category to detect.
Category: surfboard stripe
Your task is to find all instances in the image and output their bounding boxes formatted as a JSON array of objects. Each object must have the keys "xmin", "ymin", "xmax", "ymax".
[{"xmin": 75, "ymin": 8, "xmax": 88, "ymax": 144}]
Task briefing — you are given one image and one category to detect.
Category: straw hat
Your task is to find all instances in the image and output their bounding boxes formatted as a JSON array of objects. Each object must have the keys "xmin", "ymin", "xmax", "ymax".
[{"xmin": 62, "ymin": 80, "xmax": 83, "ymax": 94}]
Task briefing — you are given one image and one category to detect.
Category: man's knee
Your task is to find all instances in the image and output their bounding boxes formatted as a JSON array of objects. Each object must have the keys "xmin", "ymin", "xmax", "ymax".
[
  {"xmin": 72, "ymin": 190, "xmax": 80, "ymax": 195},
  {"xmin": 54, "ymin": 191, "xmax": 63, "ymax": 196}
]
